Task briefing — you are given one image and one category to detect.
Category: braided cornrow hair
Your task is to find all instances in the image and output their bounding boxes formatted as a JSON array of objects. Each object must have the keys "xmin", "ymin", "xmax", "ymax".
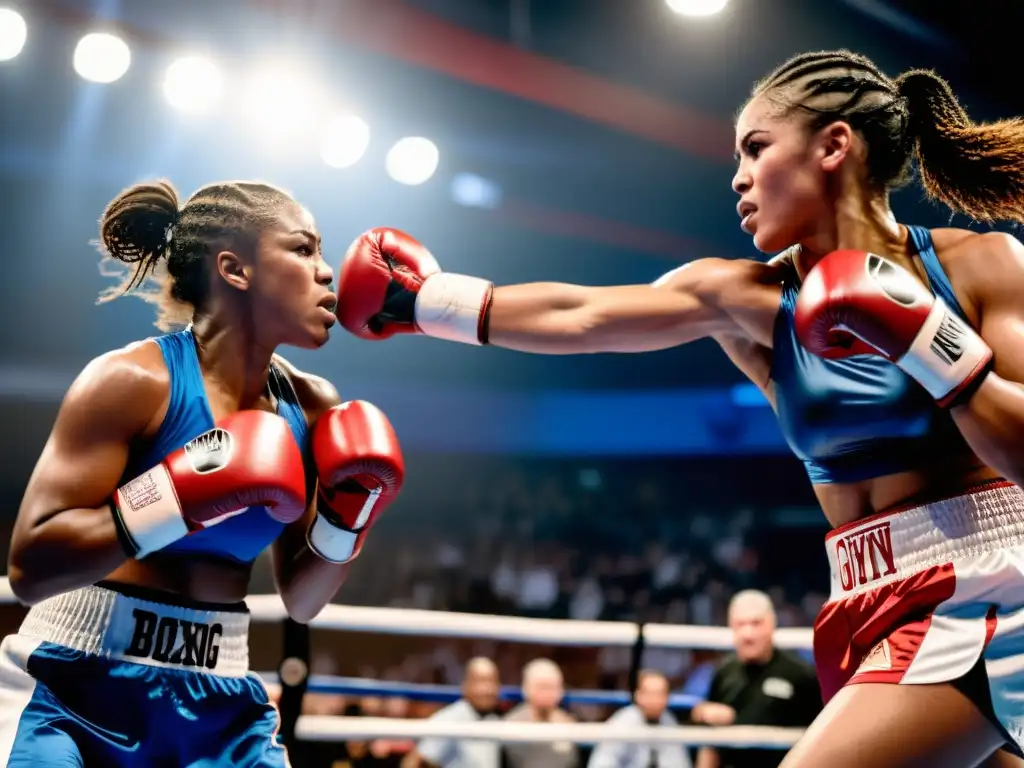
[
  {"xmin": 751, "ymin": 49, "xmax": 1024, "ymax": 223},
  {"xmin": 97, "ymin": 179, "xmax": 294, "ymax": 330}
]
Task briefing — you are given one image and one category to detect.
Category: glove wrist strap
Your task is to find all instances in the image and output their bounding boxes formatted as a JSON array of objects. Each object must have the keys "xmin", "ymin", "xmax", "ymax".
[
  {"xmin": 943, "ymin": 358, "xmax": 994, "ymax": 409},
  {"xmin": 896, "ymin": 298, "xmax": 993, "ymax": 403},
  {"xmin": 307, "ymin": 510, "xmax": 363, "ymax": 564},
  {"xmin": 414, "ymin": 273, "xmax": 494, "ymax": 345},
  {"xmin": 113, "ymin": 464, "xmax": 189, "ymax": 559},
  {"xmin": 110, "ymin": 498, "xmax": 140, "ymax": 559}
]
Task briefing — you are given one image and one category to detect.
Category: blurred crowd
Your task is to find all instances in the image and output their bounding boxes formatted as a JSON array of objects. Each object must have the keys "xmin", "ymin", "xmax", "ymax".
[
  {"xmin": 249, "ymin": 458, "xmax": 832, "ymax": 766},
  {"xmin": 280, "ymin": 590, "xmax": 823, "ymax": 768},
  {"xmin": 339, "ymin": 460, "xmax": 830, "ymax": 631},
  {"xmin": 243, "ymin": 458, "xmax": 831, "ymax": 695}
]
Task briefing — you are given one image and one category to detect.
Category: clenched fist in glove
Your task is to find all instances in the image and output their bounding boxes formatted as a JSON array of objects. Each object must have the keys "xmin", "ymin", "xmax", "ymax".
[
  {"xmin": 794, "ymin": 249, "xmax": 993, "ymax": 407},
  {"xmin": 113, "ymin": 411, "xmax": 307, "ymax": 558},
  {"xmin": 306, "ymin": 401, "xmax": 405, "ymax": 563},
  {"xmin": 335, "ymin": 228, "xmax": 494, "ymax": 345}
]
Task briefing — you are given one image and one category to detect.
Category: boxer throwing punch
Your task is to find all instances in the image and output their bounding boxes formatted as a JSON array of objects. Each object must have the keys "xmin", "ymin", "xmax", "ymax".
[
  {"xmin": 0, "ymin": 180, "xmax": 404, "ymax": 767},
  {"xmin": 337, "ymin": 51, "xmax": 1024, "ymax": 767}
]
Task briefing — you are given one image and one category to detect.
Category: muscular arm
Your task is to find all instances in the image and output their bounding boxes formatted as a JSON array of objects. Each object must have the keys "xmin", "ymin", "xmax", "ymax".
[
  {"xmin": 271, "ymin": 366, "xmax": 349, "ymax": 623},
  {"xmin": 487, "ymin": 258, "xmax": 770, "ymax": 354},
  {"xmin": 950, "ymin": 234, "xmax": 1024, "ymax": 486},
  {"xmin": 8, "ymin": 348, "xmax": 166, "ymax": 605}
]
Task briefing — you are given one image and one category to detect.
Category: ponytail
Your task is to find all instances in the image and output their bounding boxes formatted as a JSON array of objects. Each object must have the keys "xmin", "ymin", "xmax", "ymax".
[
  {"xmin": 897, "ymin": 69, "xmax": 1024, "ymax": 223},
  {"xmin": 97, "ymin": 180, "xmax": 180, "ymax": 298}
]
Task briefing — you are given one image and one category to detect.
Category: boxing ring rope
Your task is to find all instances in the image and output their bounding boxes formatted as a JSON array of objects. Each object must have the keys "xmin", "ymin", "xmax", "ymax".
[
  {"xmin": 245, "ymin": 593, "xmax": 814, "ymax": 650},
  {"xmin": 256, "ymin": 673, "xmax": 706, "ymax": 707},
  {"xmin": 295, "ymin": 716, "xmax": 806, "ymax": 749},
  {"xmin": 0, "ymin": 577, "xmax": 810, "ymax": 750}
]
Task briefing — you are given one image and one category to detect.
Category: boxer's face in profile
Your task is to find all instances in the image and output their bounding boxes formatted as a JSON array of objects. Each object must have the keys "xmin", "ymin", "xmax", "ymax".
[
  {"xmin": 244, "ymin": 202, "xmax": 337, "ymax": 349},
  {"xmin": 733, "ymin": 96, "xmax": 840, "ymax": 255}
]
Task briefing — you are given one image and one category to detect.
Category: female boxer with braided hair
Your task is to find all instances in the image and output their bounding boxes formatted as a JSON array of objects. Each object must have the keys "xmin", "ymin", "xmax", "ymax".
[
  {"xmin": 0, "ymin": 180, "xmax": 405, "ymax": 766},
  {"xmin": 338, "ymin": 51, "xmax": 1024, "ymax": 766}
]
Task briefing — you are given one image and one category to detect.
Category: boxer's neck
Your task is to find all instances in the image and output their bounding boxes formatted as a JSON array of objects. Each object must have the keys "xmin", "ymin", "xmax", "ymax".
[
  {"xmin": 191, "ymin": 312, "xmax": 274, "ymax": 410},
  {"xmin": 794, "ymin": 192, "xmax": 908, "ymax": 281}
]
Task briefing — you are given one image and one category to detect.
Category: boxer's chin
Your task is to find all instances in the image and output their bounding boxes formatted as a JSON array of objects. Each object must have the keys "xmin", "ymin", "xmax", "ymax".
[
  {"xmin": 287, "ymin": 322, "xmax": 332, "ymax": 350},
  {"xmin": 752, "ymin": 224, "xmax": 790, "ymax": 255},
  {"xmin": 309, "ymin": 325, "xmax": 331, "ymax": 349}
]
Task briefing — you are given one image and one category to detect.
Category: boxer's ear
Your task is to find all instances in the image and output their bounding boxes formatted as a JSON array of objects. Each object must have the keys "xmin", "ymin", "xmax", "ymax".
[
  {"xmin": 817, "ymin": 121, "xmax": 854, "ymax": 174},
  {"xmin": 217, "ymin": 250, "xmax": 251, "ymax": 292}
]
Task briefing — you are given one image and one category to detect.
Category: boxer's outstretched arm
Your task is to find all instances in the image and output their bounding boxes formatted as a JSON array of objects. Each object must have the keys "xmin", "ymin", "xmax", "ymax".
[
  {"xmin": 8, "ymin": 349, "xmax": 165, "ymax": 604},
  {"xmin": 487, "ymin": 258, "xmax": 765, "ymax": 354},
  {"xmin": 337, "ymin": 229, "xmax": 777, "ymax": 352}
]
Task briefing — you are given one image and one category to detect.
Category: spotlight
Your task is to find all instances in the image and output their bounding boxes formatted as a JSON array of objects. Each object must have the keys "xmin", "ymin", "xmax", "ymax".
[
  {"xmin": 320, "ymin": 115, "xmax": 371, "ymax": 169},
  {"xmin": 0, "ymin": 8, "xmax": 27, "ymax": 62},
  {"xmin": 241, "ymin": 67, "xmax": 319, "ymax": 142},
  {"xmin": 451, "ymin": 173, "xmax": 502, "ymax": 210},
  {"xmin": 665, "ymin": 0, "xmax": 729, "ymax": 17},
  {"xmin": 163, "ymin": 56, "xmax": 223, "ymax": 114},
  {"xmin": 385, "ymin": 137, "xmax": 439, "ymax": 186},
  {"xmin": 73, "ymin": 32, "xmax": 130, "ymax": 84}
]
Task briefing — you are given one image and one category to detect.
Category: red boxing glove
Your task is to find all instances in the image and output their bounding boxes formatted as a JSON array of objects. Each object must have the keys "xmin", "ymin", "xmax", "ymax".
[
  {"xmin": 794, "ymin": 250, "xmax": 993, "ymax": 407},
  {"xmin": 113, "ymin": 411, "xmax": 307, "ymax": 558},
  {"xmin": 335, "ymin": 227, "xmax": 494, "ymax": 345},
  {"xmin": 306, "ymin": 401, "xmax": 405, "ymax": 563}
]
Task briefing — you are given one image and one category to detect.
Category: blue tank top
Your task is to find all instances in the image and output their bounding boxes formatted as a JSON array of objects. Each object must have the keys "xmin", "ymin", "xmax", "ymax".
[
  {"xmin": 771, "ymin": 225, "xmax": 972, "ymax": 484},
  {"xmin": 122, "ymin": 329, "xmax": 309, "ymax": 563}
]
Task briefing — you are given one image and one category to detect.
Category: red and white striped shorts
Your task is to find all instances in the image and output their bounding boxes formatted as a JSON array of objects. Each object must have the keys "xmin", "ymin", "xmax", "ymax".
[{"xmin": 814, "ymin": 481, "xmax": 1024, "ymax": 748}]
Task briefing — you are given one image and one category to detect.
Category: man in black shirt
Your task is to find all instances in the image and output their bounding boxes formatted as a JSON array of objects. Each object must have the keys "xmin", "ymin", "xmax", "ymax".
[{"xmin": 690, "ymin": 591, "xmax": 821, "ymax": 768}]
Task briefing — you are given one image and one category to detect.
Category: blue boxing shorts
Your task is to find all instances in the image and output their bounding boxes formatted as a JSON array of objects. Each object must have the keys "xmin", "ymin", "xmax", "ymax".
[{"xmin": 0, "ymin": 582, "xmax": 288, "ymax": 767}]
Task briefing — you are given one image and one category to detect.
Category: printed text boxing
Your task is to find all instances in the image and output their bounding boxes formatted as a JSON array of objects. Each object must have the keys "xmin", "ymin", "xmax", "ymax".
[
  {"xmin": 124, "ymin": 608, "xmax": 222, "ymax": 669},
  {"xmin": 834, "ymin": 521, "xmax": 897, "ymax": 592}
]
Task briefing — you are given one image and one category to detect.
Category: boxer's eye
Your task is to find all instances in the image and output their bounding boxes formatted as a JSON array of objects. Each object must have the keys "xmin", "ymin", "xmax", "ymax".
[{"xmin": 294, "ymin": 245, "xmax": 313, "ymax": 257}]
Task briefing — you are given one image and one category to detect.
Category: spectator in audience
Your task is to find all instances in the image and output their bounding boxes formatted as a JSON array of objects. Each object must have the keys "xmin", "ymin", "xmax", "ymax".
[
  {"xmin": 368, "ymin": 697, "xmax": 415, "ymax": 766},
  {"xmin": 690, "ymin": 591, "xmax": 821, "ymax": 768},
  {"xmin": 503, "ymin": 658, "xmax": 579, "ymax": 768},
  {"xmin": 587, "ymin": 670, "xmax": 692, "ymax": 768},
  {"xmin": 401, "ymin": 657, "xmax": 502, "ymax": 768}
]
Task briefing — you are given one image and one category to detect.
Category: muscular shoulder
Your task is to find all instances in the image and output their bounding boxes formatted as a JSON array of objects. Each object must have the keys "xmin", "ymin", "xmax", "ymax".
[
  {"xmin": 272, "ymin": 355, "xmax": 341, "ymax": 422},
  {"xmin": 654, "ymin": 257, "xmax": 776, "ymax": 292},
  {"xmin": 931, "ymin": 228, "xmax": 1024, "ymax": 317},
  {"xmin": 64, "ymin": 340, "xmax": 170, "ymax": 435},
  {"xmin": 655, "ymin": 256, "xmax": 781, "ymax": 317}
]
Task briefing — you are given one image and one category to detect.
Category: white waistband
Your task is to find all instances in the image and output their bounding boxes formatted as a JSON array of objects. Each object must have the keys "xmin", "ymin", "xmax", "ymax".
[
  {"xmin": 18, "ymin": 585, "xmax": 250, "ymax": 677},
  {"xmin": 826, "ymin": 483, "xmax": 1024, "ymax": 601}
]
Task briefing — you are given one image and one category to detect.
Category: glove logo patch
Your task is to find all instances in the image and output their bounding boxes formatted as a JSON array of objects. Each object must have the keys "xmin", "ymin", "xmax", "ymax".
[
  {"xmin": 931, "ymin": 311, "xmax": 966, "ymax": 365},
  {"xmin": 184, "ymin": 428, "xmax": 234, "ymax": 475},
  {"xmin": 119, "ymin": 471, "xmax": 163, "ymax": 512},
  {"xmin": 866, "ymin": 254, "xmax": 917, "ymax": 306}
]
